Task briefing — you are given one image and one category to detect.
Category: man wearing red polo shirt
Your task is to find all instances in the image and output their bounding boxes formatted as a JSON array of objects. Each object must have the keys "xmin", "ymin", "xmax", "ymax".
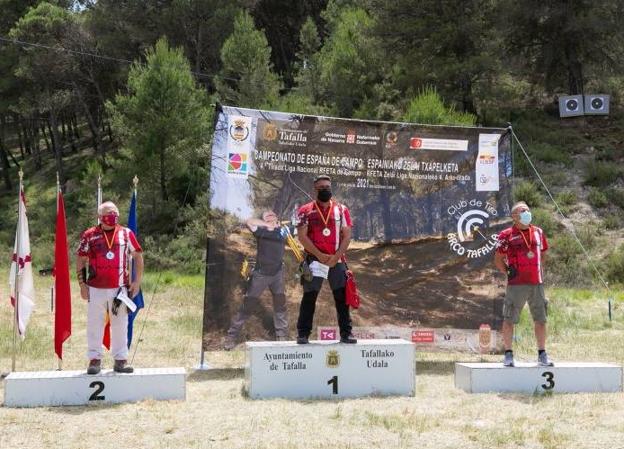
[
  {"xmin": 495, "ymin": 201, "xmax": 553, "ymax": 367},
  {"xmin": 76, "ymin": 201, "xmax": 144, "ymax": 374},
  {"xmin": 295, "ymin": 175, "xmax": 356, "ymax": 344}
]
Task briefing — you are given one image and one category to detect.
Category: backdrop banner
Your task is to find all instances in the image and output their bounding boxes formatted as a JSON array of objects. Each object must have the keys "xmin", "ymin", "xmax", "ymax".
[{"xmin": 202, "ymin": 106, "xmax": 513, "ymax": 352}]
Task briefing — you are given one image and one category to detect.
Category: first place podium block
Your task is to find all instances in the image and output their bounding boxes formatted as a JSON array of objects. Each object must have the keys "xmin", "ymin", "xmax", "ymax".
[
  {"xmin": 4, "ymin": 367, "xmax": 186, "ymax": 407},
  {"xmin": 245, "ymin": 339, "xmax": 415, "ymax": 399},
  {"xmin": 455, "ymin": 362, "xmax": 623, "ymax": 394}
]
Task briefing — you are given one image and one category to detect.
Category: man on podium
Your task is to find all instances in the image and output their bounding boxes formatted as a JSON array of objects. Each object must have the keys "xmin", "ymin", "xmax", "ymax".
[
  {"xmin": 76, "ymin": 201, "xmax": 144, "ymax": 374},
  {"xmin": 295, "ymin": 175, "xmax": 357, "ymax": 344},
  {"xmin": 495, "ymin": 201, "xmax": 553, "ymax": 367}
]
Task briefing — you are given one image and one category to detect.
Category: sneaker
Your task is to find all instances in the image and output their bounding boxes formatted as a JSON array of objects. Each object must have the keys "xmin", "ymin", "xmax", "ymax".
[
  {"xmin": 503, "ymin": 352, "xmax": 514, "ymax": 367},
  {"xmin": 113, "ymin": 359, "xmax": 134, "ymax": 373},
  {"xmin": 87, "ymin": 359, "xmax": 101, "ymax": 375},
  {"xmin": 538, "ymin": 351, "xmax": 554, "ymax": 367},
  {"xmin": 296, "ymin": 336, "xmax": 309, "ymax": 344},
  {"xmin": 340, "ymin": 335, "xmax": 357, "ymax": 344}
]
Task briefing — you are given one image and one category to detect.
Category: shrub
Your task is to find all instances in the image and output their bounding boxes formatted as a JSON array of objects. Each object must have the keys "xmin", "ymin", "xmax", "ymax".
[
  {"xmin": 584, "ymin": 161, "xmax": 621, "ymax": 187},
  {"xmin": 588, "ymin": 188, "xmax": 609, "ymax": 209},
  {"xmin": 529, "ymin": 142, "xmax": 573, "ymax": 167},
  {"xmin": 531, "ymin": 208, "xmax": 561, "ymax": 236},
  {"xmin": 603, "ymin": 244, "xmax": 624, "ymax": 285},
  {"xmin": 554, "ymin": 191, "xmax": 577, "ymax": 215},
  {"xmin": 606, "ymin": 188, "xmax": 624, "ymax": 209},
  {"xmin": 603, "ymin": 213, "xmax": 622, "ymax": 230},
  {"xmin": 513, "ymin": 181, "xmax": 543, "ymax": 208}
]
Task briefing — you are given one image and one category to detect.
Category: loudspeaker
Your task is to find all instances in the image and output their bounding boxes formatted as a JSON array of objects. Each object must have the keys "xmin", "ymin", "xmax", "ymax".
[
  {"xmin": 584, "ymin": 94, "xmax": 610, "ymax": 115},
  {"xmin": 558, "ymin": 95, "xmax": 584, "ymax": 117}
]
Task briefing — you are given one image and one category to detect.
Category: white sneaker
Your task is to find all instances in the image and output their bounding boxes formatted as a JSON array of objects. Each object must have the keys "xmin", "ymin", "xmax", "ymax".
[{"xmin": 538, "ymin": 351, "xmax": 554, "ymax": 367}]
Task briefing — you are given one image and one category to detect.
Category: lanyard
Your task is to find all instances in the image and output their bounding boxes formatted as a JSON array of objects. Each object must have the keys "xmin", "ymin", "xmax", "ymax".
[
  {"xmin": 102, "ymin": 225, "xmax": 119, "ymax": 251},
  {"xmin": 314, "ymin": 200, "xmax": 333, "ymax": 228},
  {"xmin": 518, "ymin": 225, "xmax": 533, "ymax": 250}
]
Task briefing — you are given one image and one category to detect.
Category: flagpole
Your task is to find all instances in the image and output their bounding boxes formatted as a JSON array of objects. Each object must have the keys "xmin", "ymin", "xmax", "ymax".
[
  {"xmin": 96, "ymin": 174, "xmax": 102, "ymax": 225},
  {"xmin": 11, "ymin": 170, "xmax": 24, "ymax": 372},
  {"xmin": 56, "ymin": 173, "xmax": 62, "ymax": 371}
]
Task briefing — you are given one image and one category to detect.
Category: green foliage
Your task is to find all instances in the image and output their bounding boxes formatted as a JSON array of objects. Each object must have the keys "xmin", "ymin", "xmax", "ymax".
[
  {"xmin": 402, "ymin": 86, "xmax": 476, "ymax": 126},
  {"xmin": 513, "ymin": 181, "xmax": 543, "ymax": 208},
  {"xmin": 215, "ymin": 10, "xmax": 281, "ymax": 109},
  {"xmin": 106, "ymin": 38, "xmax": 211, "ymax": 233},
  {"xmin": 554, "ymin": 190, "xmax": 577, "ymax": 215},
  {"xmin": 294, "ymin": 17, "xmax": 321, "ymax": 103},
  {"xmin": 606, "ymin": 188, "xmax": 624, "ymax": 210},
  {"xmin": 588, "ymin": 188, "xmax": 609, "ymax": 209},
  {"xmin": 531, "ymin": 208, "xmax": 561, "ymax": 236},
  {"xmin": 603, "ymin": 213, "xmax": 622, "ymax": 230},
  {"xmin": 316, "ymin": 6, "xmax": 382, "ymax": 117},
  {"xmin": 603, "ymin": 244, "xmax": 624, "ymax": 285},
  {"xmin": 584, "ymin": 161, "xmax": 621, "ymax": 187},
  {"xmin": 528, "ymin": 143, "xmax": 573, "ymax": 167}
]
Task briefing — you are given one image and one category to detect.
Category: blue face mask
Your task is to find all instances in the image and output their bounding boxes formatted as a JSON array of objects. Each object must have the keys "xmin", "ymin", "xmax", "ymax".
[{"xmin": 519, "ymin": 211, "xmax": 532, "ymax": 226}]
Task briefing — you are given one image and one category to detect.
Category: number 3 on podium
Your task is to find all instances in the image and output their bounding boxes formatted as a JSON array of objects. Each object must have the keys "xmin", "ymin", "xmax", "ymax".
[{"xmin": 541, "ymin": 371, "xmax": 555, "ymax": 390}]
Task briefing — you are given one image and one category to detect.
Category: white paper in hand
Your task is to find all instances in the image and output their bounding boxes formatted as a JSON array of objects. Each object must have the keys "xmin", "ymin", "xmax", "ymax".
[
  {"xmin": 116, "ymin": 289, "xmax": 138, "ymax": 312},
  {"xmin": 309, "ymin": 261, "xmax": 330, "ymax": 279}
]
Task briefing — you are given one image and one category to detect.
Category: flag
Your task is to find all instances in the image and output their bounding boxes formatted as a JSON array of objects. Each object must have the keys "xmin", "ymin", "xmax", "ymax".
[
  {"xmin": 127, "ymin": 189, "xmax": 144, "ymax": 348},
  {"xmin": 54, "ymin": 189, "xmax": 72, "ymax": 359},
  {"xmin": 9, "ymin": 186, "xmax": 35, "ymax": 337}
]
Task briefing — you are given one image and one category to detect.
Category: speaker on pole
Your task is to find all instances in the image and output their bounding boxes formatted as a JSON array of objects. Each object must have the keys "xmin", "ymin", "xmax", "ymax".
[
  {"xmin": 558, "ymin": 95, "xmax": 584, "ymax": 118},
  {"xmin": 584, "ymin": 94, "xmax": 610, "ymax": 115}
]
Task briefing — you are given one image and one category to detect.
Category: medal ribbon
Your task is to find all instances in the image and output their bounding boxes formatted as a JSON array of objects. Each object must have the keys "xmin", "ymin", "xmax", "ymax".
[
  {"xmin": 314, "ymin": 200, "xmax": 333, "ymax": 231},
  {"xmin": 102, "ymin": 225, "xmax": 119, "ymax": 252},
  {"xmin": 518, "ymin": 225, "xmax": 533, "ymax": 253}
]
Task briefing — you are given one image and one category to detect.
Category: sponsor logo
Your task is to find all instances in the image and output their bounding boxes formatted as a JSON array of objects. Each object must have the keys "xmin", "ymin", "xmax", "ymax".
[
  {"xmin": 410, "ymin": 137, "xmax": 422, "ymax": 149},
  {"xmin": 227, "ymin": 152, "xmax": 248, "ymax": 175},
  {"xmin": 446, "ymin": 199, "xmax": 499, "ymax": 258},
  {"xmin": 443, "ymin": 333, "xmax": 451, "ymax": 341},
  {"xmin": 386, "ymin": 131, "xmax": 398, "ymax": 145},
  {"xmin": 410, "ymin": 137, "xmax": 468, "ymax": 151},
  {"xmin": 326, "ymin": 350, "xmax": 340, "ymax": 368},
  {"xmin": 229, "ymin": 119, "xmax": 249, "ymax": 142},
  {"xmin": 412, "ymin": 330, "xmax": 434, "ymax": 343},
  {"xmin": 478, "ymin": 153, "xmax": 496, "ymax": 164},
  {"xmin": 346, "ymin": 129, "xmax": 356, "ymax": 144},
  {"xmin": 263, "ymin": 123, "xmax": 278, "ymax": 141},
  {"xmin": 319, "ymin": 328, "xmax": 337, "ymax": 340}
]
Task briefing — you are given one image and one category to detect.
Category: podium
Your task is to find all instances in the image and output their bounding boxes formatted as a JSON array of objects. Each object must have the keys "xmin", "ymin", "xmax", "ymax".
[
  {"xmin": 245, "ymin": 339, "xmax": 415, "ymax": 399},
  {"xmin": 4, "ymin": 367, "xmax": 186, "ymax": 407},
  {"xmin": 455, "ymin": 362, "xmax": 622, "ymax": 394}
]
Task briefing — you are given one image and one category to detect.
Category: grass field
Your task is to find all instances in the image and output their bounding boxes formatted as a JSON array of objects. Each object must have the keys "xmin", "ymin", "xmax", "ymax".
[{"xmin": 1, "ymin": 273, "xmax": 624, "ymax": 449}]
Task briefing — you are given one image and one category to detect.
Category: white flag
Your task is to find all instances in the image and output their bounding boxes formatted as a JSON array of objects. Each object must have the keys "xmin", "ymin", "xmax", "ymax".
[{"xmin": 9, "ymin": 188, "xmax": 35, "ymax": 337}]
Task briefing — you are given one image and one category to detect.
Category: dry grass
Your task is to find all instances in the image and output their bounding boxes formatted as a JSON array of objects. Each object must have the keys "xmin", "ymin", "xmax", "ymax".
[{"xmin": 1, "ymin": 275, "xmax": 624, "ymax": 449}]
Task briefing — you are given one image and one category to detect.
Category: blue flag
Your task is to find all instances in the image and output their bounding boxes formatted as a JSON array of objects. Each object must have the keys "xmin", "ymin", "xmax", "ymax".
[{"xmin": 127, "ymin": 190, "xmax": 144, "ymax": 348}]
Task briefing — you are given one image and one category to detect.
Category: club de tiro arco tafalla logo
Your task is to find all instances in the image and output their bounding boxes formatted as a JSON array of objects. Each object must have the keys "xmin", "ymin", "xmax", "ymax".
[{"xmin": 446, "ymin": 199, "xmax": 499, "ymax": 258}]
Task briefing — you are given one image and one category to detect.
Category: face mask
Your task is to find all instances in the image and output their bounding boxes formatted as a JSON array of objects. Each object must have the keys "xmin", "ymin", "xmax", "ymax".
[
  {"xmin": 519, "ymin": 211, "xmax": 532, "ymax": 226},
  {"xmin": 101, "ymin": 213, "xmax": 119, "ymax": 226},
  {"xmin": 317, "ymin": 189, "xmax": 332, "ymax": 202}
]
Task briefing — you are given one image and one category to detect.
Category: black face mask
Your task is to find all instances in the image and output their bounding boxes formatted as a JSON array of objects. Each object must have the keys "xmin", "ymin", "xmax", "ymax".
[{"xmin": 317, "ymin": 188, "xmax": 332, "ymax": 202}]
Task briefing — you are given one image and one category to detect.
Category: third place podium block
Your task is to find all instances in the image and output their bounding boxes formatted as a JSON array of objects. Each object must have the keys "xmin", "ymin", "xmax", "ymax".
[
  {"xmin": 245, "ymin": 339, "xmax": 415, "ymax": 399},
  {"xmin": 455, "ymin": 362, "xmax": 623, "ymax": 394}
]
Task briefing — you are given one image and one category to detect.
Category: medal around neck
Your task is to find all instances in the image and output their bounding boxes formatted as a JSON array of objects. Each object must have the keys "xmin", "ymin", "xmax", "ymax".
[{"xmin": 322, "ymin": 227, "xmax": 331, "ymax": 236}]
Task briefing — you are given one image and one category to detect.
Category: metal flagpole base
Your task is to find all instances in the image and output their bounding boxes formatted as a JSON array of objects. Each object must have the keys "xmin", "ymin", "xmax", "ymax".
[{"xmin": 194, "ymin": 349, "xmax": 212, "ymax": 371}]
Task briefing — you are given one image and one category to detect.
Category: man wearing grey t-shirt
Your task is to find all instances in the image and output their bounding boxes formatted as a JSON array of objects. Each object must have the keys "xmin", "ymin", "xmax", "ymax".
[{"xmin": 224, "ymin": 210, "xmax": 291, "ymax": 350}]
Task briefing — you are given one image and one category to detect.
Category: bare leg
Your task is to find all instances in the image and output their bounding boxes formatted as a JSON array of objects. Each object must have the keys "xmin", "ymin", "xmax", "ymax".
[
  {"xmin": 502, "ymin": 320, "xmax": 514, "ymax": 351},
  {"xmin": 534, "ymin": 321, "xmax": 546, "ymax": 350}
]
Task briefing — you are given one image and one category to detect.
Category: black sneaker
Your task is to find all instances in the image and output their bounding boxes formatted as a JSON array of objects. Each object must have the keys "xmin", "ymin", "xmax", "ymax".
[
  {"xmin": 340, "ymin": 335, "xmax": 357, "ymax": 344},
  {"xmin": 296, "ymin": 336, "xmax": 309, "ymax": 344}
]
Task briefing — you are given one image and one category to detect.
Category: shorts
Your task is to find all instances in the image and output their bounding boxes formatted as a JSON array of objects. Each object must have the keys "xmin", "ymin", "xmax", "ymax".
[{"xmin": 503, "ymin": 284, "xmax": 547, "ymax": 324}]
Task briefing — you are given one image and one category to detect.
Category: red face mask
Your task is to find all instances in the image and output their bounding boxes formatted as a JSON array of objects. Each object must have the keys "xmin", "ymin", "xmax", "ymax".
[{"xmin": 101, "ymin": 213, "xmax": 119, "ymax": 226}]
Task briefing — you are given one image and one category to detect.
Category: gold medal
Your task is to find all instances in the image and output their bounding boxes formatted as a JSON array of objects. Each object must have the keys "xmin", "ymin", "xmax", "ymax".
[{"xmin": 102, "ymin": 225, "xmax": 119, "ymax": 259}]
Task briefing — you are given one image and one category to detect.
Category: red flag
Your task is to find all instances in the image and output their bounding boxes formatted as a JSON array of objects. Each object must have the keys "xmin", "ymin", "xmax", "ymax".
[
  {"xmin": 54, "ymin": 190, "xmax": 71, "ymax": 359},
  {"xmin": 103, "ymin": 313, "xmax": 111, "ymax": 350}
]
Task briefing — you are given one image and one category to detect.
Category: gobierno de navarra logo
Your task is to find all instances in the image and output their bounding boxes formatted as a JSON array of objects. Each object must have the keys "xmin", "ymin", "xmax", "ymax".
[{"xmin": 446, "ymin": 199, "xmax": 499, "ymax": 258}]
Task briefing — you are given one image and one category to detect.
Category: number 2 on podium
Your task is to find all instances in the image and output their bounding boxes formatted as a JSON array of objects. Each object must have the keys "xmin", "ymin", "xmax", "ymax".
[{"xmin": 327, "ymin": 375, "xmax": 338, "ymax": 394}]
